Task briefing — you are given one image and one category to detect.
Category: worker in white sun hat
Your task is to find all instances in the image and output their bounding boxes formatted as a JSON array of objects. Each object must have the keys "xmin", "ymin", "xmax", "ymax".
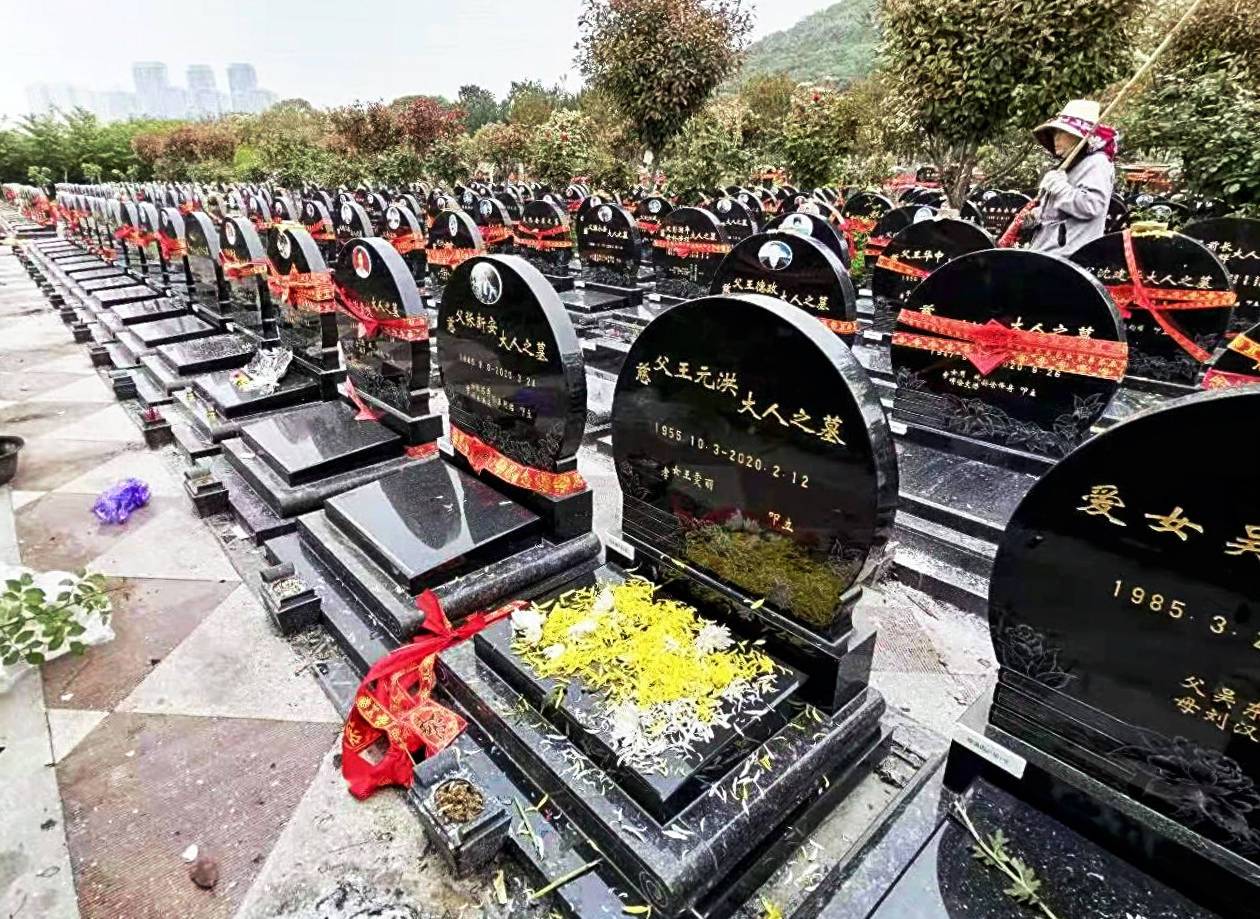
[{"xmin": 1025, "ymin": 99, "xmax": 1117, "ymax": 255}]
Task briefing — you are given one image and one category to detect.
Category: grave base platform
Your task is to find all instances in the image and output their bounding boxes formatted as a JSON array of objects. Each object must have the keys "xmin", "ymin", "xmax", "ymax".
[
  {"xmin": 559, "ymin": 286, "xmax": 635, "ymax": 315},
  {"xmin": 172, "ymin": 420, "xmax": 220, "ymax": 463},
  {"xmin": 211, "ymin": 458, "xmax": 297, "ymax": 545},
  {"xmin": 295, "ymin": 473, "xmax": 603, "ymax": 641},
  {"xmin": 103, "ymin": 344, "xmax": 139, "ymax": 371},
  {"xmin": 220, "ymin": 429, "xmax": 416, "ymax": 519},
  {"xmin": 858, "ymin": 692, "xmax": 1242, "ymax": 919},
  {"xmin": 110, "ymin": 297, "xmax": 187, "ymax": 325},
  {"xmin": 153, "ymin": 333, "xmax": 254, "ymax": 378},
  {"xmin": 541, "ymin": 271, "xmax": 574, "ymax": 292},
  {"xmin": 1124, "ymin": 372, "xmax": 1202, "ymax": 399}
]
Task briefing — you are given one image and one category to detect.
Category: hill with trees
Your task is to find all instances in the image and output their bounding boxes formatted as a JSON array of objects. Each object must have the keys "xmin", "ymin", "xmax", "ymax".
[{"xmin": 734, "ymin": 0, "xmax": 880, "ymax": 87}]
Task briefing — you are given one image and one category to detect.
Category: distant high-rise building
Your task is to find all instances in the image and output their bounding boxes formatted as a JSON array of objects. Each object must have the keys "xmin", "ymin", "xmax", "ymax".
[
  {"xmin": 187, "ymin": 65, "xmax": 221, "ymax": 119},
  {"xmin": 227, "ymin": 63, "xmax": 258, "ymax": 113},
  {"xmin": 132, "ymin": 61, "xmax": 169, "ymax": 117}
]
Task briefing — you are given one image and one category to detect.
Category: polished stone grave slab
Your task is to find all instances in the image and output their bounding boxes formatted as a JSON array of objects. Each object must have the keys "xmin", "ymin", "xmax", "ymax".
[
  {"xmin": 76, "ymin": 273, "xmax": 137, "ymax": 292},
  {"xmin": 322, "ymin": 460, "xmax": 543, "ymax": 595},
  {"xmin": 236, "ymin": 400, "xmax": 402, "ymax": 486},
  {"xmin": 111, "ymin": 297, "xmax": 188, "ymax": 325},
  {"xmin": 559, "ymin": 285, "xmax": 637, "ymax": 315},
  {"xmin": 63, "ymin": 267, "xmax": 122, "ymax": 283},
  {"xmin": 91, "ymin": 284, "xmax": 159, "ymax": 308},
  {"xmin": 189, "ymin": 366, "xmax": 319, "ymax": 419},
  {"xmin": 131, "ymin": 313, "xmax": 215, "ymax": 347},
  {"xmin": 153, "ymin": 333, "xmax": 254, "ymax": 377}
]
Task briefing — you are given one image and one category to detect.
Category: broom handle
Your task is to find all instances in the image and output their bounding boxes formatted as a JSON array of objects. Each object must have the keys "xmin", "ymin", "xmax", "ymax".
[{"xmin": 1063, "ymin": 0, "xmax": 1207, "ymax": 169}]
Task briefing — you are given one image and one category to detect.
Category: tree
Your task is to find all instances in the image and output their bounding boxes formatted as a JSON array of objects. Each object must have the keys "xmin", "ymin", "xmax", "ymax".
[
  {"xmin": 577, "ymin": 0, "xmax": 752, "ymax": 160},
  {"xmin": 457, "ymin": 85, "xmax": 504, "ymax": 132},
  {"xmin": 468, "ymin": 122, "xmax": 530, "ymax": 178},
  {"xmin": 1123, "ymin": 0, "xmax": 1260, "ymax": 213},
  {"xmin": 880, "ymin": 0, "xmax": 1146, "ymax": 206},
  {"xmin": 779, "ymin": 84, "xmax": 864, "ymax": 189},
  {"xmin": 738, "ymin": 71, "xmax": 796, "ymax": 153},
  {"xmin": 327, "ymin": 101, "xmax": 398, "ymax": 157},
  {"xmin": 527, "ymin": 109, "xmax": 602, "ymax": 188},
  {"xmin": 660, "ymin": 96, "xmax": 752, "ymax": 198},
  {"xmin": 396, "ymin": 96, "xmax": 466, "ymax": 156},
  {"xmin": 506, "ymin": 80, "xmax": 573, "ymax": 128}
]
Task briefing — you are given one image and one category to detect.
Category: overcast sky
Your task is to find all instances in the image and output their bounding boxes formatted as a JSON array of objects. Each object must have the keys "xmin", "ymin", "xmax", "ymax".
[{"xmin": 0, "ymin": 0, "xmax": 836, "ymax": 121}]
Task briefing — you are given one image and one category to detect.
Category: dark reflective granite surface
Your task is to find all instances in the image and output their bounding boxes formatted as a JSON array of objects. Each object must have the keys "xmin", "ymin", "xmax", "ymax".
[
  {"xmin": 240, "ymin": 400, "xmax": 400, "ymax": 484},
  {"xmin": 324, "ymin": 459, "xmax": 542, "ymax": 593}
]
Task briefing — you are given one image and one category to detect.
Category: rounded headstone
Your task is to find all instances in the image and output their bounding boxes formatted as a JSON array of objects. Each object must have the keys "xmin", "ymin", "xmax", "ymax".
[
  {"xmin": 989, "ymin": 387, "xmax": 1260, "ymax": 857},
  {"xmin": 1183, "ymin": 217, "xmax": 1260, "ymax": 334},
  {"xmin": 612, "ymin": 294, "xmax": 897, "ymax": 631},
  {"xmin": 515, "ymin": 200, "xmax": 572, "ymax": 276},
  {"xmin": 576, "ymin": 202, "xmax": 641, "ymax": 287},
  {"xmin": 1072, "ymin": 231, "xmax": 1234, "ymax": 385},
  {"xmin": 652, "ymin": 206, "xmax": 732, "ymax": 299},
  {"xmin": 841, "ymin": 192, "xmax": 894, "ymax": 278},
  {"xmin": 765, "ymin": 210, "xmax": 849, "ymax": 269},
  {"xmin": 892, "ymin": 249, "xmax": 1126, "ymax": 457},
  {"xmin": 712, "ymin": 195, "xmax": 759, "ymax": 245},
  {"xmin": 426, "ymin": 209, "xmax": 485, "ymax": 292},
  {"xmin": 711, "ymin": 232, "xmax": 858, "ymax": 343},
  {"xmin": 438, "ymin": 255, "xmax": 586, "ymax": 472}
]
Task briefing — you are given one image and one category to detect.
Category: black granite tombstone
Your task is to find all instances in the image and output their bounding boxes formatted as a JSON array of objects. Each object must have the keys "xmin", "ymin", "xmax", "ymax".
[
  {"xmin": 379, "ymin": 202, "xmax": 428, "ymax": 290},
  {"xmin": 299, "ymin": 198, "xmax": 339, "ymax": 266},
  {"xmin": 216, "ymin": 215, "xmax": 276, "ymax": 344},
  {"xmin": 711, "ymin": 232, "xmax": 858, "ymax": 344},
  {"xmin": 765, "ymin": 209, "xmax": 850, "ymax": 267},
  {"xmin": 869, "ymin": 217, "xmax": 994, "ymax": 336},
  {"xmin": 1183, "ymin": 217, "xmax": 1260, "ymax": 334},
  {"xmin": 471, "ymin": 196, "xmax": 513, "ymax": 253},
  {"xmin": 426, "ymin": 208, "xmax": 485, "ymax": 298},
  {"xmin": 861, "ymin": 204, "xmax": 936, "ymax": 288},
  {"xmin": 269, "ymin": 253, "xmax": 600, "ymax": 652},
  {"xmin": 976, "ymin": 190, "xmax": 1032, "ymax": 240},
  {"xmin": 712, "ymin": 194, "xmax": 758, "ymax": 245},
  {"xmin": 651, "ymin": 206, "xmax": 731, "ymax": 302},
  {"xmin": 371, "ymin": 292, "xmax": 903, "ymax": 917},
  {"xmin": 562, "ymin": 201, "xmax": 643, "ymax": 315},
  {"xmin": 950, "ymin": 388, "xmax": 1260, "ymax": 917},
  {"xmin": 333, "ymin": 199, "xmax": 375, "ymax": 263},
  {"xmin": 514, "ymin": 200, "xmax": 574, "ymax": 290},
  {"xmin": 1072, "ymin": 229, "xmax": 1235, "ymax": 389},
  {"xmin": 217, "ymin": 237, "xmax": 442, "ymax": 537},
  {"xmin": 842, "ymin": 191, "xmax": 894, "ymax": 282}
]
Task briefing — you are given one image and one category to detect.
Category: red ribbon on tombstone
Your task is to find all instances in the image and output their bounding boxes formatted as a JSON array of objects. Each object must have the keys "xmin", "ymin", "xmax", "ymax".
[
  {"xmin": 384, "ymin": 230, "xmax": 426, "ymax": 255},
  {"xmin": 158, "ymin": 235, "xmax": 187, "ymax": 260},
  {"xmin": 217, "ymin": 250, "xmax": 270, "ymax": 280},
  {"xmin": 341, "ymin": 590, "xmax": 528, "ymax": 799},
  {"xmin": 513, "ymin": 224, "xmax": 572, "ymax": 250},
  {"xmin": 650, "ymin": 237, "xmax": 731, "ymax": 258},
  {"xmin": 1105, "ymin": 229, "xmax": 1237, "ymax": 364},
  {"xmin": 875, "ymin": 254, "xmax": 931, "ymax": 280},
  {"xmin": 343, "ymin": 378, "xmax": 384, "ymax": 422},
  {"xmin": 268, "ymin": 267, "xmax": 338, "ymax": 313},
  {"xmin": 335, "ymin": 285, "xmax": 429, "ymax": 341},
  {"xmin": 450, "ymin": 424, "xmax": 586, "ymax": 497},
  {"xmin": 891, "ymin": 308, "xmax": 1129, "ymax": 380}
]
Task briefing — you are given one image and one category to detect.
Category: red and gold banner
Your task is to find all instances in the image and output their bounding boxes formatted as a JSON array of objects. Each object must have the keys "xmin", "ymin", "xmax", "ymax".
[
  {"xmin": 177, "ymin": 201, "xmax": 199, "ymax": 215},
  {"xmin": 1106, "ymin": 230, "xmax": 1237, "ymax": 363},
  {"xmin": 384, "ymin": 230, "xmax": 426, "ymax": 255},
  {"xmin": 426, "ymin": 245, "xmax": 481, "ymax": 268},
  {"xmin": 1203, "ymin": 368, "xmax": 1259, "ymax": 389},
  {"xmin": 336, "ymin": 286, "xmax": 429, "ymax": 341},
  {"xmin": 479, "ymin": 224, "xmax": 512, "ymax": 246},
  {"xmin": 892, "ymin": 308, "xmax": 1129, "ymax": 380},
  {"xmin": 269, "ymin": 267, "xmax": 337, "ymax": 313},
  {"xmin": 1227, "ymin": 331, "xmax": 1260, "ymax": 367},
  {"xmin": 451, "ymin": 424, "xmax": 587, "ymax": 497},
  {"xmin": 342, "ymin": 590, "xmax": 527, "ymax": 799},
  {"xmin": 158, "ymin": 234, "xmax": 187, "ymax": 260},
  {"xmin": 514, "ymin": 224, "xmax": 572, "ymax": 251},
  {"xmin": 404, "ymin": 442, "xmax": 438, "ymax": 460},
  {"xmin": 820, "ymin": 317, "xmax": 859, "ymax": 336},
  {"xmin": 875, "ymin": 254, "xmax": 930, "ymax": 281},
  {"xmin": 113, "ymin": 225, "xmax": 138, "ymax": 244},
  {"xmin": 651, "ymin": 237, "xmax": 731, "ymax": 258},
  {"xmin": 636, "ymin": 218, "xmax": 661, "ymax": 235},
  {"xmin": 306, "ymin": 219, "xmax": 336, "ymax": 241},
  {"xmin": 217, "ymin": 250, "xmax": 270, "ymax": 281}
]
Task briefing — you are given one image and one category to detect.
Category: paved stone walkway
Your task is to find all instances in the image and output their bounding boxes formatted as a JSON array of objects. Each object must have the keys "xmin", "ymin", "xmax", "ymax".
[{"xmin": 0, "ymin": 246, "xmax": 996, "ymax": 918}]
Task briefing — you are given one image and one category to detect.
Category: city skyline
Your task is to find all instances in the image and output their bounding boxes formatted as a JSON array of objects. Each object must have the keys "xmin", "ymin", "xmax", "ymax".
[{"xmin": 25, "ymin": 61, "xmax": 277, "ymax": 123}]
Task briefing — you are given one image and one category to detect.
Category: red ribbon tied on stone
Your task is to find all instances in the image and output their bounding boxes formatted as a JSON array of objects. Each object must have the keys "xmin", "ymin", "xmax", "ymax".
[{"xmin": 340, "ymin": 591, "xmax": 526, "ymax": 799}]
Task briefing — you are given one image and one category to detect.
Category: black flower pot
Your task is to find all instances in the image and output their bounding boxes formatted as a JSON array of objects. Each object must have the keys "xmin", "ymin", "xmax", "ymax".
[{"xmin": 0, "ymin": 436, "xmax": 24, "ymax": 485}]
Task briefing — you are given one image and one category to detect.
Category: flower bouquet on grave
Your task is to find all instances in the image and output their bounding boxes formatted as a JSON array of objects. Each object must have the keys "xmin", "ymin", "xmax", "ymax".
[
  {"xmin": 230, "ymin": 348, "xmax": 293, "ymax": 395},
  {"xmin": 511, "ymin": 578, "xmax": 780, "ymax": 775},
  {"xmin": 0, "ymin": 567, "xmax": 112, "ymax": 693}
]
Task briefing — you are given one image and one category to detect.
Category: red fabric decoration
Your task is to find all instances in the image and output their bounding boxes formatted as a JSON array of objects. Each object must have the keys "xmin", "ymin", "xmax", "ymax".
[
  {"xmin": 1106, "ymin": 230, "xmax": 1237, "ymax": 363},
  {"xmin": 344, "ymin": 378, "xmax": 384, "ymax": 422},
  {"xmin": 875, "ymin": 254, "xmax": 931, "ymax": 280},
  {"xmin": 269, "ymin": 267, "xmax": 337, "ymax": 313},
  {"xmin": 998, "ymin": 200, "xmax": 1039, "ymax": 248},
  {"xmin": 892, "ymin": 308, "xmax": 1129, "ymax": 381},
  {"xmin": 341, "ymin": 591, "xmax": 527, "ymax": 799},
  {"xmin": 450, "ymin": 425, "xmax": 586, "ymax": 497},
  {"xmin": 336, "ymin": 286, "xmax": 429, "ymax": 341}
]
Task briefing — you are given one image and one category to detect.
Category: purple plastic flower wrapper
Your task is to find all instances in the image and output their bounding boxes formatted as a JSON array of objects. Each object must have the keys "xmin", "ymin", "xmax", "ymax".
[{"xmin": 92, "ymin": 478, "xmax": 151, "ymax": 524}]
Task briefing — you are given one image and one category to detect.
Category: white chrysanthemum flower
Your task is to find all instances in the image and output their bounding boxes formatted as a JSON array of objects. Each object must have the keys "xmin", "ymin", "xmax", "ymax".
[
  {"xmin": 567, "ymin": 618, "xmax": 598, "ymax": 639},
  {"xmin": 694, "ymin": 622, "xmax": 734, "ymax": 655},
  {"xmin": 511, "ymin": 606, "xmax": 544, "ymax": 644},
  {"xmin": 592, "ymin": 587, "xmax": 616, "ymax": 615},
  {"xmin": 543, "ymin": 643, "xmax": 566, "ymax": 660}
]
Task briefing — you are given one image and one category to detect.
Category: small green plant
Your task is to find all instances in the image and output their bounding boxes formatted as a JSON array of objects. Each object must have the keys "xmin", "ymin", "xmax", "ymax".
[
  {"xmin": 953, "ymin": 802, "xmax": 1061, "ymax": 919},
  {"xmin": 0, "ymin": 571, "xmax": 110, "ymax": 667}
]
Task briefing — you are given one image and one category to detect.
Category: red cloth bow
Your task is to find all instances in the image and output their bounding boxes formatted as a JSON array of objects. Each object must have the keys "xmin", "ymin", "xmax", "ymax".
[{"xmin": 341, "ymin": 591, "xmax": 526, "ymax": 799}]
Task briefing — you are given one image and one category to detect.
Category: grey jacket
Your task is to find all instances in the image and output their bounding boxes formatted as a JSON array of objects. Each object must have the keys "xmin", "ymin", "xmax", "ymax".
[{"xmin": 1029, "ymin": 153, "xmax": 1115, "ymax": 255}]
